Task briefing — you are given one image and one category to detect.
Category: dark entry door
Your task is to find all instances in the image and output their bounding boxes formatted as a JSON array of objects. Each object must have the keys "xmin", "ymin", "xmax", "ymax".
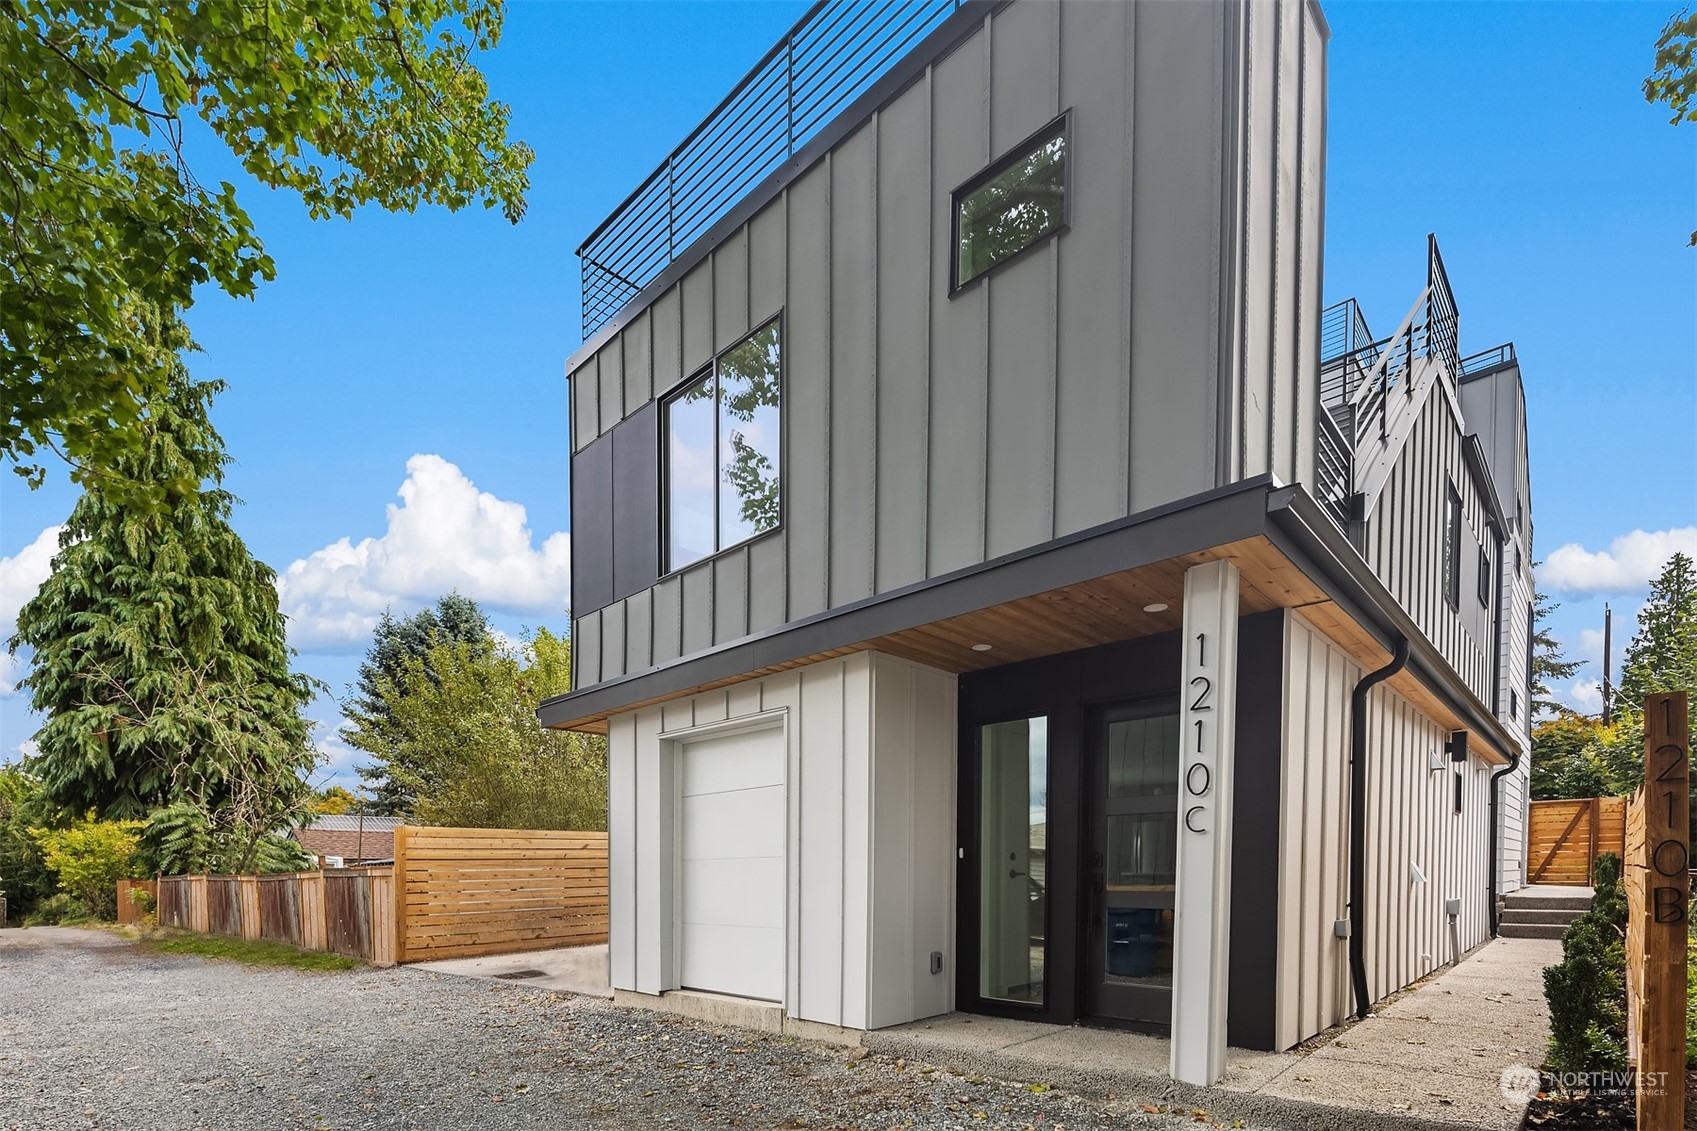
[{"xmin": 1085, "ymin": 701, "xmax": 1180, "ymax": 1026}]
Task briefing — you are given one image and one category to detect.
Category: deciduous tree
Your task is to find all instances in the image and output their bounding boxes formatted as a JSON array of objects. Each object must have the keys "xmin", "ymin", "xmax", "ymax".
[
  {"xmin": 2, "ymin": 0, "xmax": 533, "ymax": 494},
  {"xmin": 348, "ymin": 594, "xmax": 493, "ymax": 814},
  {"xmin": 1645, "ymin": 8, "xmax": 1697, "ymax": 244},
  {"xmin": 363, "ymin": 628, "xmax": 606, "ymax": 830}
]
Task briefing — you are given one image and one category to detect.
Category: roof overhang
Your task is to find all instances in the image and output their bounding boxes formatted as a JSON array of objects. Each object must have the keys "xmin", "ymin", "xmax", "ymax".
[{"xmin": 542, "ymin": 477, "xmax": 1518, "ymax": 765}]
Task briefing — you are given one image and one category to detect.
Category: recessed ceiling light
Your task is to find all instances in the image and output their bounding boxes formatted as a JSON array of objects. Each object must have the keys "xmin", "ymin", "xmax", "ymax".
[
  {"xmin": 1143, "ymin": 602, "xmax": 1169, "ymax": 613},
  {"xmin": 971, "ymin": 643, "xmax": 993, "ymax": 652}
]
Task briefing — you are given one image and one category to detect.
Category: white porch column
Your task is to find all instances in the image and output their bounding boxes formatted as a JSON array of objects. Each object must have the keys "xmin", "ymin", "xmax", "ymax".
[{"xmin": 1170, "ymin": 559, "xmax": 1240, "ymax": 1085}]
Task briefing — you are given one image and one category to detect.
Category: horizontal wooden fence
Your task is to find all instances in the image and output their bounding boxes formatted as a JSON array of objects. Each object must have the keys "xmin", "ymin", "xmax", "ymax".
[
  {"xmin": 395, "ymin": 826, "xmax": 610, "ymax": 962},
  {"xmin": 1527, "ymin": 796, "xmax": 1626, "ymax": 885},
  {"xmin": 149, "ymin": 827, "xmax": 609, "ymax": 967}
]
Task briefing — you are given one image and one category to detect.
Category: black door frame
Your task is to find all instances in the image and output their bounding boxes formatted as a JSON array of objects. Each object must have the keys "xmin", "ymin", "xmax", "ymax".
[
  {"xmin": 955, "ymin": 663, "xmax": 1082, "ymax": 1026},
  {"xmin": 956, "ymin": 634, "xmax": 1182, "ymax": 1027},
  {"xmin": 1082, "ymin": 695, "xmax": 1181, "ymax": 1033}
]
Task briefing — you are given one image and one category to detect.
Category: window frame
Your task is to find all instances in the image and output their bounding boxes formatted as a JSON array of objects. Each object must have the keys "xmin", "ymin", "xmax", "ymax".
[
  {"xmin": 1443, "ymin": 483, "xmax": 1463, "ymax": 611},
  {"xmin": 1477, "ymin": 542, "xmax": 1492, "ymax": 607},
  {"xmin": 658, "ymin": 312, "xmax": 786, "ymax": 577},
  {"xmin": 949, "ymin": 110, "xmax": 1073, "ymax": 295}
]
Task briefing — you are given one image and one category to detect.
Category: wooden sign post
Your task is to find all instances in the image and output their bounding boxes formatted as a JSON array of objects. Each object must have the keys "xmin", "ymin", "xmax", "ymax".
[{"xmin": 1638, "ymin": 691, "xmax": 1689, "ymax": 1131}]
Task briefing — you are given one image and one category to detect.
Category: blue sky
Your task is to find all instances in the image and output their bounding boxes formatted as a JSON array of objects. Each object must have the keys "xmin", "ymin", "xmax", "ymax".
[{"xmin": 2, "ymin": 1, "xmax": 1693, "ymax": 789}]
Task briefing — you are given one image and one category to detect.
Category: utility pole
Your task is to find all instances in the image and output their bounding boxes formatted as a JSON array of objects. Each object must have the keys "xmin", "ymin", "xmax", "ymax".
[{"xmin": 1602, "ymin": 603, "xmax": 1613, "ymax": 725}]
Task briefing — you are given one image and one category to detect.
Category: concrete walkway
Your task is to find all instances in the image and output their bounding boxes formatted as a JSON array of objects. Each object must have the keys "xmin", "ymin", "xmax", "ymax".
[
  {"xmin": 410, "ymin": 942, "xmax": 612, "ymax": 998},
  {"xmin": 865, "ymin": 936, "xmax": 1563, "ymax": 1131}
]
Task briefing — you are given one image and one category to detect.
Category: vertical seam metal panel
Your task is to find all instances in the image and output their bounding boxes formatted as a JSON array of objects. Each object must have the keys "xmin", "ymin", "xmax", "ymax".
[{"xmin": 1121, "ymin": 0, "xmax": 1136, "ymax": 516}]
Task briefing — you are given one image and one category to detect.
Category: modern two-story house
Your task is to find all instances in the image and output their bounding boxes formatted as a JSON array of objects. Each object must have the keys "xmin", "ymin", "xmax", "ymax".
[{"xmin": 541, "ymin": 0, "xmax": 1535, "ymax": 1086}]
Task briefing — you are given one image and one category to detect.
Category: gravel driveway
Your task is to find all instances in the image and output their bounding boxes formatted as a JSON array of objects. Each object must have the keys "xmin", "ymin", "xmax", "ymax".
[{"xmin": 0, "ymin": 928, "xmax": 1211, "ymax": 1131}]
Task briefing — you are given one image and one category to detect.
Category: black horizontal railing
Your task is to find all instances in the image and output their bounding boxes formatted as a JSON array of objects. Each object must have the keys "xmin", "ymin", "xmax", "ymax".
[
  {"xmin": 577, "ymin": 0, "xmax": 966, "ymax": 339},
  {"xmin": 1460, "ymin": 342, "xmax": 1516, "ymax": 375}
]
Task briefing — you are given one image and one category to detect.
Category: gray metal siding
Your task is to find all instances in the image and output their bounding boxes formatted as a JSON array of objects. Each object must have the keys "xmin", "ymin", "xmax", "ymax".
[
  {"xmin": 612, "ymin": 402, "xmax": 660, "ymax": 602},
  {"xmin": 565, "ymin": 0, "xmax": 1329, "ymax": 688},
  {"xmin": 572, "ymin": 433, "xmax": 615, "ymax": 614},
  {"xmin": 1361, "ymin": 386, "xmax": 1494, "ymax": 707}
]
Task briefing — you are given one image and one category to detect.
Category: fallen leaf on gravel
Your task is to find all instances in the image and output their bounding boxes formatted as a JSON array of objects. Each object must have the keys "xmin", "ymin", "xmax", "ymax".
[
  {"xmin": 1026, "ymin": 1083, "xmax": 1051, "ymax": 1093},
  {"xmin": 1140, "ymin": 1104, "xmax": 1161, "ymax": 1114}
]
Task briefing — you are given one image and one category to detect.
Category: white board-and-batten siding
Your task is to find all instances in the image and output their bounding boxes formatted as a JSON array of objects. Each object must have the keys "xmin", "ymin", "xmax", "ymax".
[
  {"xmin": 606, "ymin": 652, "xmax": 957, "ymax": 1030},
  {"xmin": 1275, "ymin": 612, "xmax": 1494, "ymax": 1050},
  {"xmin": 571, "ymin": 0, "xmax": 1329, "ymax": 691}
]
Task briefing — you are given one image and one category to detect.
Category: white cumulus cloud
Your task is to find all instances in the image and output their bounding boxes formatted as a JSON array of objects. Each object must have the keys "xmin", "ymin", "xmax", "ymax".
[
  {"xmin": 1562, "ymin": 679, "xmax": 1603, "ymax": 715},
  {"xmin": 0, "ymin": 525, "xmax": 65, "ymax": 696},
  {"xmin": 277, "ymin": 455, "xmax": 571, "ymax": 651},
  {"xmin": 1540, "ymin": 527, "xmax": 1697, "ymax": 597}
]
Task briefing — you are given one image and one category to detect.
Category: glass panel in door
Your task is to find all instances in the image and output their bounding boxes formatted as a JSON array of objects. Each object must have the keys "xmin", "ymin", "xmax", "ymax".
[
  {"xmin": 978, "ymin": 717, "xmax": 1048, "ymax": 1006},
  {"xmin": 1090, "ymin": 708, "xmax": 1179, "ymax": 1024}
]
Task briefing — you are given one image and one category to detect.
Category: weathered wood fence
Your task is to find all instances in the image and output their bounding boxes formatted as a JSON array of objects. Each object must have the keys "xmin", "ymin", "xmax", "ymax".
[
  {"xmin": 395, "ymin": 826, "xmax": 610, "ymax": 962},
  {"xmin": 150, "ymin": 827, "xmax": 609, "ymax": 967},
  {"xmin": 1624, "ymin": 692, "xmax": 1689, "ymax": 1131},
  {"xmin": 1527, "ymin": 796, "xmax": 1627, "ymax": 884},
  {"xmin": 157, "ymin": 867, "xmax": 396, "ymax": 964}
]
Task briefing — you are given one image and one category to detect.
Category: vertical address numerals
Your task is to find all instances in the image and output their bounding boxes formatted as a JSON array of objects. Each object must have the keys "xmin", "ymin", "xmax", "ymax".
[{"xmin": 1185, "ymin": 633, "xmax": 1213, "ymax": 834}]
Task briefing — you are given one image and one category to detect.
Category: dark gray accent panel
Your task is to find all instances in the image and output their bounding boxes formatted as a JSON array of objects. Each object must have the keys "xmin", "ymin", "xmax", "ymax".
[
  {"xmin": 1228, "ymin": 608, "xmax": 1284, "ymax": 1051},
  {"xmin": 613, "ymin": 402, "xmax": 661, "ymax": 603},
  {"xmin": 572, "ymin": 432, "xmax": 615, "ymax": 615}
]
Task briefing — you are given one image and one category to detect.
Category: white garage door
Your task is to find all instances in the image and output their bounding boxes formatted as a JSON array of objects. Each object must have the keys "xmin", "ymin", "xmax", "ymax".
[{"xmin": 678, "ymin": 726, "xmax": 785, "ymax": 1001}]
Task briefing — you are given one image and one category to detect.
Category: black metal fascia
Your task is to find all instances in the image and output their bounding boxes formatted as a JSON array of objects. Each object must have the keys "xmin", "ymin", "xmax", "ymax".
[
  {"xmin": 566, "ymin": 0, "xmax": 1013, "ymax": 374},
  {"xmin": 539, "ymin": 475, "xmax": 1276, "ymax": 728},
  {"xmin": 1461, "ymin": 434, "xmax": 1509, "ymax": 531},
  {"xmin": 1264, "ymin": 485, "xmax": 1525, "ymax": 764}
]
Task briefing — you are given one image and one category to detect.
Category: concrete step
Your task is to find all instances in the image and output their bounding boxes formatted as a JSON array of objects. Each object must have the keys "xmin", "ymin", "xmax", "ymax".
[
  {"xmin": 1500, "ymin": 908, "xmax": 1582, "ymax": 926},
  {"xmin": 1503, "ymin": 892, "xmax": 1594, "ymax": 912},
  {"xmin": 1498, "ymin": 922, "xmax": 1570, "ymax": 940}
]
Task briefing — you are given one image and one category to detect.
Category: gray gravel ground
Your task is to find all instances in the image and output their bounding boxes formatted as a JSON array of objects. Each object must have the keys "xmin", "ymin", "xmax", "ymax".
[{"xmin": 0, "ymin": 928, "xmax": 1241, "ymax": 1131}]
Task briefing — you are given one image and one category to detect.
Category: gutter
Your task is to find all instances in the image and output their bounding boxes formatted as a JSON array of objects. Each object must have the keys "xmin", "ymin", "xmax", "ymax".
[
  {"xmin": 1349, "ymin": 635, "xmax": 1409, "ymax": 1021},
  {"xmin": 1487, "ymin": 749, "xmax": 1523, "ymax": 937}
]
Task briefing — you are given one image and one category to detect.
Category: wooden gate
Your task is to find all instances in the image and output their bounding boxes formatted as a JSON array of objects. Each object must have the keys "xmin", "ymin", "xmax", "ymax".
[
  {"xmin": 325, "ymin": 871, "xmax": 372, "ymax": 958},
  {"xmin": 1527, "ymin": 797, "xmax": 1626, "ymax": 884}
]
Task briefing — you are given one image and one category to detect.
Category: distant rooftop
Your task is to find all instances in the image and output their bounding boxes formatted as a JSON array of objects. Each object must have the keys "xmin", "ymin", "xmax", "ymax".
[
  {"xmin": 576, "ymin": 0, "xmax": 970, "ymax": 339},
  {"xmin": 299, "ymin": 814, "xmax": 405, "ymax": 832}
]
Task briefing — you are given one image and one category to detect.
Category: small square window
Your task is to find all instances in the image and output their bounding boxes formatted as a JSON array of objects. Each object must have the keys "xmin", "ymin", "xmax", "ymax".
[{"xmin": 952, "ymin": 115, "xmax": 1069, "ymax": 290}]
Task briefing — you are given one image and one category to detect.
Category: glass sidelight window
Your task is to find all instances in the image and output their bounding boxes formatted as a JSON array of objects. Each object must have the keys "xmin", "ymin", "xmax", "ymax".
[
  {"xmin": 664, "ymin": 318, "xmax": 783, "ymax": 571},
  {"xmin": 978, "ymin": 717, "xmax": 1048, "ymax": 1006}
]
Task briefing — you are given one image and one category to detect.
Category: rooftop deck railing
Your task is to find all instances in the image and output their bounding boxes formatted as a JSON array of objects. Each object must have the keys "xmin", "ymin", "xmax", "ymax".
[{"xmin": 576, "ymin": 0, "xmax": 967, "ymax": 339}]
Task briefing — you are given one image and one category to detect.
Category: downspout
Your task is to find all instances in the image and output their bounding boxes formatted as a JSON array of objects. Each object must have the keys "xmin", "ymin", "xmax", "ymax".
[
  {"xmin": 1350, "ymin": 636, "xmax": 1410, "ymax": 1021},
  {"xmin": 1488, "ymin": 750, "xmax": 1523, "ymax": 937}
]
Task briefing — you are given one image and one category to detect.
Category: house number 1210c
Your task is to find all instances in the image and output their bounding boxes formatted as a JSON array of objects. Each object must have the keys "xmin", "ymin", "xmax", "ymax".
[{"xmin": 1186, "ymin": 632, "xmax": 1213, "ymax": 833}]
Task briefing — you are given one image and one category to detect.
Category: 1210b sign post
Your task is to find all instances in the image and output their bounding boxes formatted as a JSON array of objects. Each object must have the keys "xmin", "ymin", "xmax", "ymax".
[{"xmin": 1638, "ymin": 691, "xmax": 1689, "ymax": 1131}]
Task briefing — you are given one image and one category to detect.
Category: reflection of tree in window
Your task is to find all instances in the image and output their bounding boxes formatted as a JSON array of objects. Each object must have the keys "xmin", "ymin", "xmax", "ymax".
[
  {"xmin": 664, "ymin": 320, "xmax": 782, "ymax": 570},
  {"xmin": 958, "ymin": 133, "xmax": 1066, "ymax": 286},
  {"xmin": 717, "ymin": 320, "xmax": 781, "ymax": 542}
]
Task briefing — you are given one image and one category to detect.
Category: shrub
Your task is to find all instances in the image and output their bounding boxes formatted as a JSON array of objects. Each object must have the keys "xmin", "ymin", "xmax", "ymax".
[
  {"xmin": 1543, "ymin": 852, "xmax": 1629, "ymax": 1084},
  {"xmin": 23, "ymin": 892, "xmax": 96, "ymax": 926},
  {"xmin": 29, "ymin": 818, "xmax": 144, "ymax": 920}
]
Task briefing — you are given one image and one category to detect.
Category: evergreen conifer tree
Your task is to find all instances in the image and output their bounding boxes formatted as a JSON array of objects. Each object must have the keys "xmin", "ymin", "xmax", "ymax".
[{"xmin": 9, "ymin": 325, "xmax": 317, "ymax": 871}]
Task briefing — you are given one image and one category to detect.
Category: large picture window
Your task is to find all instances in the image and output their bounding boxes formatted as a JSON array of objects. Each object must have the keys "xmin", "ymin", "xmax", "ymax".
[
  {"xmin": 952, "ymin": 115, "xmax": 1069, "ymax": 290},
  {"xmin": 664, "ymin": 318, "xmax": 782, "ymax": 571}
]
